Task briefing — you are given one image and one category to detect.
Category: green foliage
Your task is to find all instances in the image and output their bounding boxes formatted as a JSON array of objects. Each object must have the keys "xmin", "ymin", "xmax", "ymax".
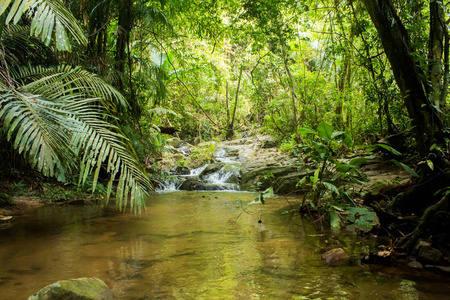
[
  {"xmin": 232, "ymin": 187, "xmax": 273, "ymax": 221},
  {"xmin": 184, "ymin": 142, "xmax": 217, "ymax": 168},
  {"xmin": 0, "ymin": 2, "xmax": 153, "ymax": 213},
  {"xmin": 286, "ymin": 122, "xmax": 379, "ymax": 230},
  {"xmin": 0, "ymin": 192, "xmax": 13, "ymax": 205},
  {"xmin": 0, "ymin": 0, "xmax": 87, "ymax": 51},
  {"xmin": 366, "ymin": 144, "xmax": 418, "ymax": 177}
]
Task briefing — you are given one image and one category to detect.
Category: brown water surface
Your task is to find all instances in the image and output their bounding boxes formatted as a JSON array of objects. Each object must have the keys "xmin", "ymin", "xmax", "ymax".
[{"xmin": 0, "ymin": 191, "xmax": 449, "ymax": 299}]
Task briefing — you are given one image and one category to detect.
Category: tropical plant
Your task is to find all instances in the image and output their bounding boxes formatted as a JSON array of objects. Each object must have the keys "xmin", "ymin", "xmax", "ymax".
[
  {"xmin": 291, "ymin": 122, "xmax": 379, "ymax": 230},
  {"xmin": 0, "ymin": 1, "xmax": 152, "ymax": 212}
]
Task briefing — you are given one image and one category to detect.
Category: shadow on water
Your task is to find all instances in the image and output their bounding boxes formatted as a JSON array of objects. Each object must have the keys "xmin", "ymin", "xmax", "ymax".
[{"xmin": 0, "ymin": 191, "xmax": 449, "ymax": 299}]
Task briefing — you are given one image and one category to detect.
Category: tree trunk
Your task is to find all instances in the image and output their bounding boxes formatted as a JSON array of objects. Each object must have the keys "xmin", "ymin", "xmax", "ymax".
[
  {"xmin": 362, "ymin": 0, "xmax": 443, "ymax": 156},
  {"xmin": 280, "ymin": 35, "xmax": 298, "ymax": 129},
  {"xmin": 226, "ymin": 66, "xmax": 243, "ymax": 140},
  {"xmin": 115, "ymin": 0, "xmax": 133, "ymax": 91},
  {"xmin": 428, "ymin": 0, "xmax": 445, "ymax": 108}
]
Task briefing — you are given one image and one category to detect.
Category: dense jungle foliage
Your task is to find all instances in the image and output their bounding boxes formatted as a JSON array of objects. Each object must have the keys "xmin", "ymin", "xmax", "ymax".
[{"xmin": 1, "ymin": 0, "xmax": 450, "ymax": 252}]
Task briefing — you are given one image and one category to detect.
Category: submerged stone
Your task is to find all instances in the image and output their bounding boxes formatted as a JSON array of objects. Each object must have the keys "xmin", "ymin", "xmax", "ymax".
[
  {"xmin": 322, "ymin": 248, "xmax": 350, "ymax": 264},
  {"xmin": 27, "ymin": 277, "xmax": 114, "ymax": 300}
]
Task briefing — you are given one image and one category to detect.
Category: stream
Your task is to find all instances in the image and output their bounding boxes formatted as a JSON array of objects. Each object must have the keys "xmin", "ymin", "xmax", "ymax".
[{"xmin": 1, "ymin": 191, "xmax": 450, "ymax": 299}]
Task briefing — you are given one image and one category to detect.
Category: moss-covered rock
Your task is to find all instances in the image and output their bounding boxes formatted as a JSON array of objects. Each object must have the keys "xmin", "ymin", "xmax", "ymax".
[
  {"xmin": 27, "ymin": 277, "xmax": 114, "ymax": 300},
  {"xmin": 240, "ymin": 165, "xmax": 300, "ymax": 192},
  {"xmin": 199, "ymin": 162, "xmax": 225, "ymax": 178}
]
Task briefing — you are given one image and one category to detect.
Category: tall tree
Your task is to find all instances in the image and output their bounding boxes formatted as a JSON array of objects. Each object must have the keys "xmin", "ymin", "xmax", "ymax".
[{"xmin": 362, "ymin": 0, "xmax": 444, "ymax": 157}]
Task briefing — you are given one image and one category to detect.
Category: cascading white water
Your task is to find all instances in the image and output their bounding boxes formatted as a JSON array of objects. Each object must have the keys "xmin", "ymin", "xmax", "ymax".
[
  {"xmin": 190, "ymin": 164, "xmax": 208, "ymax": 176},
  {"xmin": 157, "ymin": 146, "xmax": 241, "ymax": 192}
]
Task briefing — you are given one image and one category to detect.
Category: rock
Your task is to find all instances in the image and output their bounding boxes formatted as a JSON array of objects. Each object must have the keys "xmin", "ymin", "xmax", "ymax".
[
  {"xmin": 223, "ymin": 147, "xmax": 239, "ymax": 157},
  {"xmin": 166, "ymin": 138, "xmax": 182, "ymax": 148},
  {"xmin": 179, "ymin": 179, "xmax": 203, "ymax": 191},
  {"xmin": 432, "ymin": 265, "xmax": 450, "ymax": 274},
  {"xmin": 199, "ymin": 162, "xmax": 225, "ymax": 178},
  {"xmin": 260, "ymin": 136, "xmax": 277, "ymax": 148},
  {"xmin": 272, "ymin": 171, "xmax": 315, "ymax": 195},
  {"xmin": 322, "ymin": 248, "xmax": 350, "ymax": 264},
  {"xmin": 0, "ymin": 215, "xmax": 13, "ymax": 222},
  {"xmin": 27, "ymin": 277, "xmax": 114, "ymax": 300},
  {"xmin": 240, "ymin": 165, "xmax": 300, "ymax": 191},
  {"xmin": 407, "ymin": 260, "xmax": 423, "ymax": 269},
  {"xmin": 417, "ymin": 245, "xmax": 443, "ymax": 264},
  {"xmin": 174, "ymin": 166, "xmax": 190, "ymax": 175}
]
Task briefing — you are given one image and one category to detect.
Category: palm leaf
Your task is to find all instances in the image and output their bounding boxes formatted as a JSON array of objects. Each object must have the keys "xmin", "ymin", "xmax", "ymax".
[
  {"xmin": 12, "ymin": 65, "xmax": 129, "ymax": 109},
  {"xmin": 65, "ymin": 100, "xmax": 153, "ymax": 213},
  {"xmin": 0, "ymin": 88, "xmax": 75, "ymax": 181},
  {"xmin": 1, "ymin": 24, "xmax": 56, "ymax": 67},
  {"xmin": 1, "ymin": 0, "xmax": 87, "ymax": 51}
]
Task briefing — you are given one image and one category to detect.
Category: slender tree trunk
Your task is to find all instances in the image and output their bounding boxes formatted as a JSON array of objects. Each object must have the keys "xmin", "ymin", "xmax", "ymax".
[
  {"xmin": 226, "ymin": 66, "xmax": 243, "ymax": 140},
  {"xmin": 441, "ymin": 22, "xmax": 450, "ymax": 106},
  {"xmin": 226, "ymin": 80, "xmax": 230, "ymax": 129},
  {"xmin": 428, "ymin": 0, "xmax": 445, "ymax": 108},
  {"xmin": 280, "ymin": 35, "xmax": 298, "ymax": 129},
  {"xmin": 362, "ymin": 0, "xmax": 443, "ymax": 156}
]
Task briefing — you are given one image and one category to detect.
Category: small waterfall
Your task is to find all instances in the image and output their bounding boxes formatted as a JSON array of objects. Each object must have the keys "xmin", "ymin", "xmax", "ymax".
[
  {"xmin": 157, "ymin": 146, "xmax": 241, "ymax": 192},
  {"xmin": 191, "ymin": 164, "xmax": 208, "ymax": 176},
  {"xmin": 202, "ymin": 163, "xmax": 240, "ymax": 191}
]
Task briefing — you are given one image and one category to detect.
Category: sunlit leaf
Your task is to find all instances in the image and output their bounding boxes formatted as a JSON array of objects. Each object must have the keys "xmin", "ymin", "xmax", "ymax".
[{"xmin": 317, "ymin": 122, "xmax": 334, "ymax": 139}]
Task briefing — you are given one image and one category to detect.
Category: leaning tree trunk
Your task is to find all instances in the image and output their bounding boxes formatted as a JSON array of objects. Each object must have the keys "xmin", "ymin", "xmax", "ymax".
[
  {"xmin": 362, "ymin": 0, "xmax": 443, "ymax": 157},
  {"xmin": 362, "ymin": 0, "xmax": 450, "ymax": 253}
]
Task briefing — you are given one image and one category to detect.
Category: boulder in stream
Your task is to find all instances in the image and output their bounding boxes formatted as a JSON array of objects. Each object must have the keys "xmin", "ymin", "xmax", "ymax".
[
  {"xmin": 240, "ymin": 165, "xmax": 300, "ymax": 192},
  {"xmin": 322, "ymin": 248, "xmax": 350, "ymax": 264},
  {"xmin": 179, "ymin": 178, "xmax": 204, "ymax": 191},
  {"xmin": 272, "ymin": 171, "xmax": 315, "ymax": 194},
  {"xmin": 199, "ymin": 162, "xmax": 226, "ymax": 178},
  {"xmin": 27, "ymin": 277, "xmax": 114, "ymax": 300}
]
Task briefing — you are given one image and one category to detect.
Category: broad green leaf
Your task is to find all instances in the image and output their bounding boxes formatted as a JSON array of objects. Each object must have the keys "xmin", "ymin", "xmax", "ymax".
[
  {"xmin": 391, "ymin": 159, "xmax": 418, "ymax": 177},
  {"xmin": 426, "ymin": 159, "xmax": 434, "ymax": 171},
  {"xmin": 365, "ymin": 143, "xmax": 402, "ymax": 156},
  {"xmin": 329, "ymin": 210, "xmax": 341, "ymax": 228},
  {"xmin": 330, "ymin": 131, "xmax": 346, "ymax": 140},
  {"xmin": 312, "ymin": 168, "xmax": 320, "ymax": 184},
  {"xmin": 317, "ymin": 122, "xmax": 334, "ymax": 139},
  {"xmin": 340, "ymin": 191, "xmax": 356, "ymax": 206},
  {"xmin": 349, "ymin": 156, "xmax": 375, "ymax": 167},
  {"xmin": 322, "ymin": 181, "xmax": 339, "ymax": 194},
  {"xmin": 297, "ymin": 127, "xmax": 316, "ymax": 136}
]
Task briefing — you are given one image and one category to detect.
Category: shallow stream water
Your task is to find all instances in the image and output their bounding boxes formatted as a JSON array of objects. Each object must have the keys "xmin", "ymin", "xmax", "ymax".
[{"xmin": 1, "ymin": 191, "xmax": 449, "ymax": 299}]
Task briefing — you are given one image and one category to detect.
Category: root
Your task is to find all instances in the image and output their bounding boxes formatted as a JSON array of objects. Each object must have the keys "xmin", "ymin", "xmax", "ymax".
[{"xmin": 398, "ymin": 194, "xmax": 450, "ymax": 252}]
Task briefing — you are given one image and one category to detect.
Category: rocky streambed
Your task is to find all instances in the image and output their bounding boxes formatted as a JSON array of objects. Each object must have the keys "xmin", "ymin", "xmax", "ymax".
[{"xmin": 157, "ymin": 135, "xmax": 310, "ymax": 193}]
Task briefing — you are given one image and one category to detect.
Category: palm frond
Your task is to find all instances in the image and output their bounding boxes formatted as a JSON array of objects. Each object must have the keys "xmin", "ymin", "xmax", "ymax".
[
  {"xmin": 1, "ymin": 24, "xmax": 57, "ymax": 67},
  {"xmin": 11, "ymin": 65, "xmax": 129, "ymax": 109},
  {"xmin": 1, "ymin": 0, "xmax": 87, "ymax": 51},
  {"xmin": 0, "ymin": 88, "xmax": 75, "ymax": 181},
  {"xmin": 65, "ymin": 100, "xmax": 153, "ymax": 213}
]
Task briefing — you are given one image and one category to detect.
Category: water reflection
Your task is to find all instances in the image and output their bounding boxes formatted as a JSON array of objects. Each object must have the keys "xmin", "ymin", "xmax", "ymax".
[{"xmin": 0, "ymin": 192, "xmax": 449, "ymax": 299}]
